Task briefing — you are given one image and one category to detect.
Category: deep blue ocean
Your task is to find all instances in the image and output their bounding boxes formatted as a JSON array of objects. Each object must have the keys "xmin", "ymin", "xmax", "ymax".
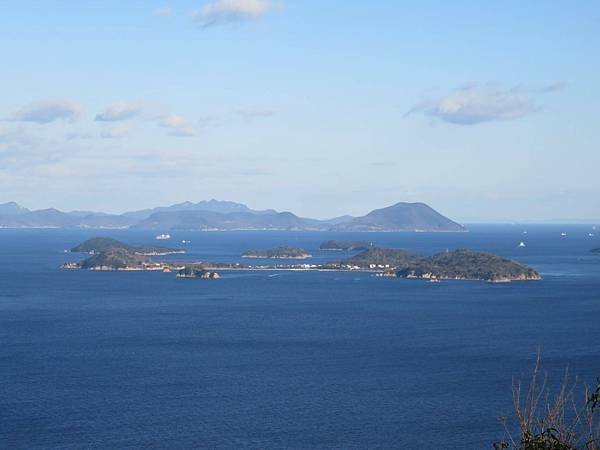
[{"xmin": 1, "ymin": 225, "xmax": 599, "ymax": 449}]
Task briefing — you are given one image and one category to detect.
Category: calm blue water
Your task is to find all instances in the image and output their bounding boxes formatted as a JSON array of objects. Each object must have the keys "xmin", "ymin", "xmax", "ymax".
[{"xmin": 1, "ymin": 225, "xmax": 599, "ymax": 449}]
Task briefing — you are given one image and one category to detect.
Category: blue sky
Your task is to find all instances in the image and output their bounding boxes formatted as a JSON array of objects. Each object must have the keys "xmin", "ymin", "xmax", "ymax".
[{"xmin": 0, "ymin": 0, "xmax": 598, "ymax": 221}]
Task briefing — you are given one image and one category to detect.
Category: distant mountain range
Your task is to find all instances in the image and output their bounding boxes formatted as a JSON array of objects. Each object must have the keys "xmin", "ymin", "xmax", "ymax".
[{"xmin": 0, "ymin": 200, "xmax": 465, "ymax": 232}]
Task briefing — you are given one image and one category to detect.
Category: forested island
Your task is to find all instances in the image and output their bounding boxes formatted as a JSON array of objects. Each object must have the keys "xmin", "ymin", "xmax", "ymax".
[
  {"xmin": 326, "ymin": 247, "xmax": 541, "ymax": 282},
  {"xmin": 241, "ymin": 246, "xmax": 312, "ymax": 259},
  {"xmin": 396, "ymin": 249, "xmax": 541, "ymax": 282},
  {"xmin": 64, "ymin": 237, "xmax": 183, "ymax": 271},
  {"xmin": 64, "ymin": 237, "xmax": 540, "ymax": 283},
  {"xmin": 71, "ymin": 237, "xmax": 184, "ymax": 256},
  {"xmin": 319, "ymin": 240, "xmax": 371, "ymax": 251}
]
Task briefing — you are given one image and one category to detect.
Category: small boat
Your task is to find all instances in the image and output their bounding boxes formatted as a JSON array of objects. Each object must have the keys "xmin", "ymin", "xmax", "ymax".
[
  {"xmin": 523, "ymin": 231, "xmax": 528, "ymax": 234},
  {"xmin": 155, "ymin": 233, "xmax": 171, "ymax": 240},
  {"xmin": 519, "ymin": 242, "xmax": 526, "ymax": 247},
  {"xmin": 589, "ymin": 233, "xmax": 595, "ymax": 237},
  {"xmin": 561, "ymin": 232, "xmax": 567, "ymax": 237},
  {"xmin": 181, "ymin": 240, "xmax": 191, "ymax": 244}
]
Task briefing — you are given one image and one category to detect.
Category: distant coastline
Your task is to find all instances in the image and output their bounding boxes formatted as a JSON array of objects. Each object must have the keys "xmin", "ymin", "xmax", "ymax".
[{"xmin": 0, "ymin": 200, "xmax": 465, "ymax": 233}]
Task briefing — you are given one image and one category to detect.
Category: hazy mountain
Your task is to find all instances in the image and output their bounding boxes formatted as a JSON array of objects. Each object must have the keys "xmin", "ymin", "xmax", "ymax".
[
  {"xmin": 0, "ymin": 207, "xmax": 133, "ymax": 228},
  {"xmin": 0, "ymin": 202, "xmax": 29, "ymax": 215},
  {"xmin": 132, "ymin": 210, "xmax": 319, "ymax": 231},
  {"xmin": 68, "ymin": 210, "xmax": 110, "ymax": 217},
  {"xmin": 124, "ymin": 199, "xmax": 277, "ymax": 221},
  {"xmin": 320, "ymin": 215, "xmax": 355, "ymax": 225},
  {"xmin": 0, "ymin": 200, "xmax": 465, "ymax": 232},
  {"xmin": 332, "ymin": 202, "xmax": 465, "ymax": 232},
  {"xmin": 0, "ymin": 208, "xmax": 78, "ymax": 228},
  {"xmin": 77, "ymin": 214, "xmax": 136, "ymax": 228}
]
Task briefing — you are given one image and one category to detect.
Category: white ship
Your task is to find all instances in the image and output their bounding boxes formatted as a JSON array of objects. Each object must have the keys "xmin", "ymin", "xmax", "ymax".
[
  {"xmin": 155, "ymin": 233, "xmax": 171, "ymax": 240},
  {"xmin": 519, "ymin": 242, "xmax": 526, "ymax": 247}
]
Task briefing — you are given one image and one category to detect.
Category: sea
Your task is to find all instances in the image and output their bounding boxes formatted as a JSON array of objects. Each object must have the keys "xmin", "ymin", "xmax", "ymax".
[{"xmin": 1, "ymin": 225, "xmax": 599, "ymax": 449}]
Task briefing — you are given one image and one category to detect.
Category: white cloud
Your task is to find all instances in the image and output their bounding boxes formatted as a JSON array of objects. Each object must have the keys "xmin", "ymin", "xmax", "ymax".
[
  {"xmin": 407, "ymin": 86, "xmax": 537, "ymax": 125},
  {"xmin": 94, "ymin": 101, "xmax": 195, "ymax": 136},
  {"xmin": 153, "ymin": 6, "xmax": 173, "ymax": 17},
  {"xmin": 95, "ymin": 102, "xmax": 144, "ymax": 122},
  {"xmin": 100, "ymin": 123, "xmax": 133, "ymax": 139},
  {"xmin": 6, "ymin": 98, "xmax": 82, "ymax": 124},
  {"xmin": 192, "ymin": 0, "xmax": 274, "ymax": 27},
  {"xmin": 158, "ymin": 115, "xmax": 195, "ymax": 136}
]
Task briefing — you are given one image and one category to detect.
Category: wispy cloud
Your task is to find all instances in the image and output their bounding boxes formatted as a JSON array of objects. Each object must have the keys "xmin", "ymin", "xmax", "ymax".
[
  {"xmin": 192, "ymin": 0, "xmax": 274, "ymax": 27},
  {"xmin": 95, "ymin": 101, "xmax": 196, "ymax": 137},
  {"xmin": 153, "ymin": 6, "xmax": 173, "ymax": 17},
  {"xmin": 0, "ymin": 126, "xmax": 65, "ymax": 169},
  {"xmin": 407, "ymin": 85, "xmax": 537, "ymax": 125},
  {"xmin": 0, "ymin": 127, "xmax": 36, "ymax": 149},
  {"xmin": 66, "ymin": 131, "xmax": 93, "ymax": 141},
  {"xmin": 236, "ymin": 108, "xmax": 275, "ymax": 121},
  {"xmin": 100, "ymin": 123, "xmax": 133, "ymax": 139},
  {"xmin": 158, "ymin": 115, "xmax": 195, "ymax": 136},
  {"xmin": 538, "ymin": 81, "xmax": 568, "ymax": 94},
  {"xmin": 6, "ymin": 98, "xmax": 82, "ymax": 124},
  {"xmin": 95, "ymin": 101, "xmax": 144, "ymax": 122}
]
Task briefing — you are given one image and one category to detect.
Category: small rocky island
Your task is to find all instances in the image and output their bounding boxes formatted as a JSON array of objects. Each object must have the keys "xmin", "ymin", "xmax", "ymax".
[
  {"xmin": 319, "ymin": 240, "xmax": 371, "ymax": 251},
  {"xmin": 176, "ymin": 266, "xmax": 220, "ymax": 279},
  {"xmin": 241, "ymin": 246, "xmax": 312, "ymax": 259}
]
